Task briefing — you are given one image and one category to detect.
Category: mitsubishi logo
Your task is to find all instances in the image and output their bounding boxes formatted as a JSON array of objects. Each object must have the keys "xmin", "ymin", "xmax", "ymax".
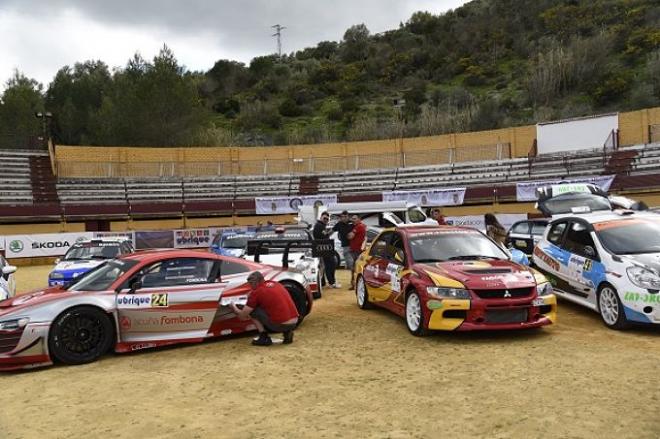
[{"xmin": 503, "ymin": 290, "xmax": 512, "ymax": 298}]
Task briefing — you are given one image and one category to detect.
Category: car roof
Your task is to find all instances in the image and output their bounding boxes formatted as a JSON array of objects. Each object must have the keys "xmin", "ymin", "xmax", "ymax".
[
  {"xmin": 119, "ymin": 249, "xmax": 232, "ymax": 264},
  {"xmin": 549, "ymin": 210, "xmax": 659, "ymax": 225},
  {"xmin": 383, "ymin": 224, "xmax": 478, "ymax": 236}
]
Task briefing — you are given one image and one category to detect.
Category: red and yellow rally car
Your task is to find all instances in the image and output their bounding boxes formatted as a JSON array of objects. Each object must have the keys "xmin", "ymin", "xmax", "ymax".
[{"xmin": 354, "ymin": 225, "xmax": 556, "ymax": 335}]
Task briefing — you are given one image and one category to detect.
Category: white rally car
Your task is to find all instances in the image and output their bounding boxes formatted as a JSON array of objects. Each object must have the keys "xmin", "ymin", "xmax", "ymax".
[
  {"xmin": 245, "ymin": 227, "xmax": 325, "ymax": 298},
  {"xmin": 48, "ymin": 237, "xmax": 135, "ymax": 286},
  {"xmin": 532, "ymin": 184, "xmax": 660, "ymax": 329},
  {"xmin": 0, "ymin": 255, "xmax": 17, "ymax": 301}
]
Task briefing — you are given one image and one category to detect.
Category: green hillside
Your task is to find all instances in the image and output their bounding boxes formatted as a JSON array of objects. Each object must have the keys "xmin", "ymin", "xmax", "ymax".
[{"xmin": 1, "ymin": 0, "xmax": 659, "ymax": 148}]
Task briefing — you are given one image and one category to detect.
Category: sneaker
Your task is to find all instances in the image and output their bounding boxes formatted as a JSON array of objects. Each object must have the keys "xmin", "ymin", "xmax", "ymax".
[
  {"xmin": 330, "ymin": 283, "xmax": 342, "ymax": 289},
  {"xmin": 283, "ymin": 330, "xmax": 294, "ymax": 344},
  {"xmin": 251, "ymin": 333, "xmax": 273, "ymax": 346}
]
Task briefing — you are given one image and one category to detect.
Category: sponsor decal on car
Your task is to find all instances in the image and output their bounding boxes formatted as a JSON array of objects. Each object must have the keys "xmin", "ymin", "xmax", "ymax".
[
  {"xmin": 534, "ymin": 247, "xmax": 561, "ymax": 271},
  {"xmin": 623, "ymin": 292, "xmax": 660, "ymax": 303},
  {"xmin": 123, "ymin": 315, "xmax": 205, "ymax": 327},
  {"xmin": 117, "ymin": 293, "xmax": 169, "ymax": 308}
]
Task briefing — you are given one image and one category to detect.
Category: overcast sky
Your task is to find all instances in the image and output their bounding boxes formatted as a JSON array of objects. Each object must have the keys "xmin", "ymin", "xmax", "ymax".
[{"xmin": 0, "ymin": 0, "xmax": 468, "ymax": 91}]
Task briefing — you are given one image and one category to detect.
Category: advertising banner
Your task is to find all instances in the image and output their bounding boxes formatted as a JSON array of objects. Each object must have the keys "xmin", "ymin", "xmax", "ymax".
[
  {"xmin": 174, "ymin": 228, "xmax": 213, "ymax": 248},
  {"xmin": 5, "ymin": 232, "xmax": 94, "ymax": 258},
  {"xmin": 135, "ymin": 230, "xmax": 175, "ymax": 250},
  {"xmin": 382, "ymin": 188, "xmax": 466, "ymax": 206},
  {"xmin": 515, "ymin": 175, "xmax": 615, "ymax": 202},
  {"xmin": 255, "ymin": 195, "xmax": 337, "ymax": 215}
]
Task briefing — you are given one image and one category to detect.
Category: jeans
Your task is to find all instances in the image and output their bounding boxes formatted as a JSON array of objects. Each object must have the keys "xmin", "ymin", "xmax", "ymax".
[
  {"xmin": 322, "ymin": 254, "xmax": 336, "ymax": 285},
  {"xmin": 342, "ymin": 246, "xmax": 354, "ymax": 270}
]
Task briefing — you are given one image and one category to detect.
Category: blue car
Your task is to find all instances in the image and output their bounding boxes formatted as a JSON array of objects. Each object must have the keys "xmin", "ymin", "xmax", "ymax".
[
  {"xmin": 48, "ymin": 238, "xmax": 134, "ymax": 286},
  {"xmin": 210, "ymin": 232, "xmax": 255, "ymax": 258}
]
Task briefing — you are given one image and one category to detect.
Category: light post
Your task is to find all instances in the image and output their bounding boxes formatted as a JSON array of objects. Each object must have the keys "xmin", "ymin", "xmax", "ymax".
[{"xmin": 34, "ymin": 111, "xmax": 53, "ymax": 149}]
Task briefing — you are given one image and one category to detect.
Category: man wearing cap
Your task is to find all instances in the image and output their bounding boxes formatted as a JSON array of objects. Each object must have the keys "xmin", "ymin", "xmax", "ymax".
[{"xmin": 230, "ymin": 271, "xmax": 299, "ymax": 346}]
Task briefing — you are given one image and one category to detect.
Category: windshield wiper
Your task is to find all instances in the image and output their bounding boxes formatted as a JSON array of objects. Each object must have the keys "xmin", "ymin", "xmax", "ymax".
[
  {"xmin": 448, "ymin": 255, "xmax": 502, "ymax": 261},
  {"xmin": 90, "ymin": 255, "xmax": 112, "ymax": 259}
]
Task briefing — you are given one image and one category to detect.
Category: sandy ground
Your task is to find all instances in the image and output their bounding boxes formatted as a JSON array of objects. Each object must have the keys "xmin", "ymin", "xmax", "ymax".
[{"xmin": 1, "ymin": 265, "xmax": 659, "ymax": 439}]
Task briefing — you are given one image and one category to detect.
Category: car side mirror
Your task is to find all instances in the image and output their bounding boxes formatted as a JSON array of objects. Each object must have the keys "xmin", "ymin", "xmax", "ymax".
[
  {"xmin": 584, "ymin": 246, "xmax": 596, "ymax": 258},
  {"xmin": 128, "ymin": 279, "xmax": 142, "ymax": 294}
]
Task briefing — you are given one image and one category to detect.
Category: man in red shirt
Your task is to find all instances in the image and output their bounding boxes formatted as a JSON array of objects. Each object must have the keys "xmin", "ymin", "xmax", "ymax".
[
  {"xmin": 348, "ymin": 214, "xmax": 366, "ymax": 289},
  {"xmin": 230, "ymin": 271, "xmax": 299, "ymax": 346},
  {"xmin": 431, "ymin": 208, "xmax": 447, "ymax": 225}
]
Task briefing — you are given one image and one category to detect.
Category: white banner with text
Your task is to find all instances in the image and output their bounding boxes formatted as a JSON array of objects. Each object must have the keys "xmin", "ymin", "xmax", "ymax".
[
  {"xmin": 382, "ymin": 188, "xmax": 466, "ymax": 206},
  {"xmin": 256, "ymin": 195, "xmax": 338, "ymax": 215},
  {"xmin": 4, "ymin": 232, "xmax": 94, "ymax": 258}
]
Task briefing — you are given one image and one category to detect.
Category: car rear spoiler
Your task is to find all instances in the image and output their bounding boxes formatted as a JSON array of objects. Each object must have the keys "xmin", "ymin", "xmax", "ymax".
[{"xmin": 246, "ymin": 239, "xmax": 335, "ymax": 268}]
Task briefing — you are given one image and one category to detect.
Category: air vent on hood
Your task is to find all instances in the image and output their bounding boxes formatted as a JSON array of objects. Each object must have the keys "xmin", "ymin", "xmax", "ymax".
[{"xmin": 463, "ymin": 268, "xmax": 512, "ymax": 274}]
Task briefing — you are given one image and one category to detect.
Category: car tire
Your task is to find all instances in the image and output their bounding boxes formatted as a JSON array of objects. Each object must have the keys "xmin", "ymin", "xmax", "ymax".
[
  {"xmin": 48, "ymin": 306, "xmax": 115, "ymax": 365},
  {"xmin": 597, "ymin": 283, "xmax": 630, "ymax": 330},
  {"xmin": 282, "ymin": 282, "xmax": 310, "ymax": 324},
  {"xmin": 405, "ymin": 291, "xmax": 428, "ymax": 336},
  {"xmin": 356, "ymin": 276, "xmax": 373, "ymax": 310}
]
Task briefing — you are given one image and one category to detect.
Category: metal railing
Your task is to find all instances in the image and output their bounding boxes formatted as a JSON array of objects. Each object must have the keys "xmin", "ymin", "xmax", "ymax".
[{"xmin": 56, "ymin": 143, "xmax": 511, "ymax": 178}]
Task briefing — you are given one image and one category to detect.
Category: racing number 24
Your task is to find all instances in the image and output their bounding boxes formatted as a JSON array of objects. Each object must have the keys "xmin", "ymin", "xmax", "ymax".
[{"xmin": 151, "ymin": 293, "xmax": 169, "ymax": 307}]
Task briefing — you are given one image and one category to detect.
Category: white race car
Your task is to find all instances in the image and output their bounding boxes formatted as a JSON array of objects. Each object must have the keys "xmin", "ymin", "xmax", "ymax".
[
  {"xmin": 0, "ymin": 255, "xmax": 17, "ymax": 301},
  {"xmin": 245, "ymin": 227, "xmax": 325, "ymax": 298},
  {"xmin": 532, "ymin": 184, "xmax": 660, "ymax": 329}
]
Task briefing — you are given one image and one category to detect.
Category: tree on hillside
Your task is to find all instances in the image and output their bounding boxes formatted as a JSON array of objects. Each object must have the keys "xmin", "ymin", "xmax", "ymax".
[{"xmin": 0, "ymin": 71, "xmax": 44, "ymax": 148}]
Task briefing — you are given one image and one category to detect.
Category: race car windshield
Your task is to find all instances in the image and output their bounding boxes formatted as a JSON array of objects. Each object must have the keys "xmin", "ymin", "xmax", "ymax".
[
  {"xmin": 596, "ymin": 221, "xmax": 660, "ymax": 255},
  {"xmin": 409, "ymin": 232, "xmax": 508, "ymax": 262},
  {"xmin": 64, "ymin": 244, "xmax": 120, "ymax": 260},
  {"xmin": 66, "ymin": 259, "xmax": 139, "ymax": 291},
  {"xmin": 222, "ymin": 236, "xmax": 249, "ymax": 249},
  {"xmin": 540, "ymin": 193, "xmax": 611, "ymax": 215}
]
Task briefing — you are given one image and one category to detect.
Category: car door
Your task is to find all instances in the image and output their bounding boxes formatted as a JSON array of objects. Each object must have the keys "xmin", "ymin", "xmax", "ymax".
[
  {"xmin": 115, "ymin": 257, "xmax": 224, "ymax": 343},
  {"xmin": 362, "ymin": 231, "xmax": 394, "ymax": 303},
  {"xmin": 381, "ymin": 232, "xmax": 407, "ymax": 313},
  {"xmin": 535, "ymin": 220, "xmax": 569, "ymax": 285},
  {"xmin": 560, "ymin": 221, "xmax": 601, "ymax": 304}
]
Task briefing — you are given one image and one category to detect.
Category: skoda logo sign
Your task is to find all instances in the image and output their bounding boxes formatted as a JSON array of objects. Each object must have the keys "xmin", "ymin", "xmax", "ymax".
[{"xmin": 9, "ymin": 240, "xmax": 24, "ymax": 253}]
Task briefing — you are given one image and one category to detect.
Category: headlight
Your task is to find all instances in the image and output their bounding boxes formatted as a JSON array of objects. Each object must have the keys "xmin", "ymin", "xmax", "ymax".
[
  {"xmin": 49, "ymin": 272, "xmax": 64, "ymax": 279},
  {"xmin": 0, "ymin": 317, "xmax": 29, "ymax": 331},
  {"xmin": 536, "ymin": 282, "xmax": 553, "ymax": 296},
  {"xmin": 627, "ymin": 266, "xmax": 660, "ymax": 289},
  {"xmin": 426, "ymin": 286, "xmax": 471, "ymax": 299}
]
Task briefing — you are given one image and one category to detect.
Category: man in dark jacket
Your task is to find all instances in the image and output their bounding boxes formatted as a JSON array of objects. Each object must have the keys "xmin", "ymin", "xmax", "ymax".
[
  {"xmin": 313, "ymin": 211, "xmax": 340, "ymax": 288},
  {"xmin": 332, "ymin": 210, "xmax": 354, "ymax": 271}
]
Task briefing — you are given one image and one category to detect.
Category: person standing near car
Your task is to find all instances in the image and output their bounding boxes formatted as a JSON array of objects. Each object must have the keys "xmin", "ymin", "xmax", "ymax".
[
  {"xmin": 431, "ymin": 208, "xmax": 447, "ymax": 225},
  {"xmin": 313, "ymin": 211, "xmax": 340, "ymax": 288},
  {"xmin": 230, "ymin": 271, "xmax": 299, "ymax": 346},
  {"xmin": 348, "ymin": 214, "xmax": 366, "ymax": 290},
  {"xmin": 333, "ymin": 210, "xmax": 355, "ymax": 272}
]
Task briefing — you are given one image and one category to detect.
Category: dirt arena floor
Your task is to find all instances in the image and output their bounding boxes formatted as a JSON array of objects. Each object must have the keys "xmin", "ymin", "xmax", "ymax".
[{"xmin": 1, "ymin": 265, "xmax": 659, "ymax": 439}]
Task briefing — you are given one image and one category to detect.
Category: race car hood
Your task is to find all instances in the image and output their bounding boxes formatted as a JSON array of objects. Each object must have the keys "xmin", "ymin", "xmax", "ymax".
[
  {"xmin": 415, "ymin": 259, "xmax": 537, "ymax": 290},
  {"xmin": 0, "ymin": 285, "xmax": 71, "ymax": 316},
  {"xmin": 621, "ymin": 253, "xmax": 660, "ymax": 273},
  {"xmin": 52, "ymin": 259, "xmax": 105, "ymax": 276}
]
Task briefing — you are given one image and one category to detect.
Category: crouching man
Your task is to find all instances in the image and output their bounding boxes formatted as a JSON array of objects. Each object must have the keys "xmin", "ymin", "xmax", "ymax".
[{"xmin": 230, "ymin": 271, "xmax": 299, "ymax": 346}]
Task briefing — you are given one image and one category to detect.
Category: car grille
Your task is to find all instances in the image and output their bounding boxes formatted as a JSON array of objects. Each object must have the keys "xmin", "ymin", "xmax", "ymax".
[
  {"xmin": 473, "ymin": 287, "xmax": 533, "ymax": 299},
  {"xmin": 0, "ymin": 328, "xmax": 24, "ymax": 354},
  {"xmin": 485, "ymin": 309, "xmax": 528, "ymax": 324}
]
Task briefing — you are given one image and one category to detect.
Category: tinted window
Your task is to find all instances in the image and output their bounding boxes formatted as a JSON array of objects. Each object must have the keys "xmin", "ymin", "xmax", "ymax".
[
  {"xmin": 221, "ymin": 260, "xmax": 251, "ymax": 276},
  {"xmin": 547, "ymin": 222, "xmax": 567, "ymax": 245},
  {"xmin": 531, "ymin": 222, "xmax": 548, "ymax": 236},
  {"xmin": 511, "ymin": 222, "xmax": 530, "ymax": 234},
  {"xmin": 140, "ymin": 258, "xmax": 215, "ymax": 287},
  {"xmin": 370, "ymin": 232, "xmax": 393, "ymax": 258},
  {"xmin": 409, "ymin": 230, "xmax": 508, "ymax": 262},
  {"xmin": 596, "ymin": 220, "xmax": 660, "ymax": 255},
  {"xmin": 564, "ymin": 222, "xmax": 597, "ymax": 258},
  {"xmin": 64, "ymin": 243, "xmax": 121, "ymax": 260},
  {"xmin": 222, "ymin": 236, "xmax": 250, "ymax": 249},
  {"xmin": 67, "ymin": 260, "xmax": 139, "ymax": 292}
]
